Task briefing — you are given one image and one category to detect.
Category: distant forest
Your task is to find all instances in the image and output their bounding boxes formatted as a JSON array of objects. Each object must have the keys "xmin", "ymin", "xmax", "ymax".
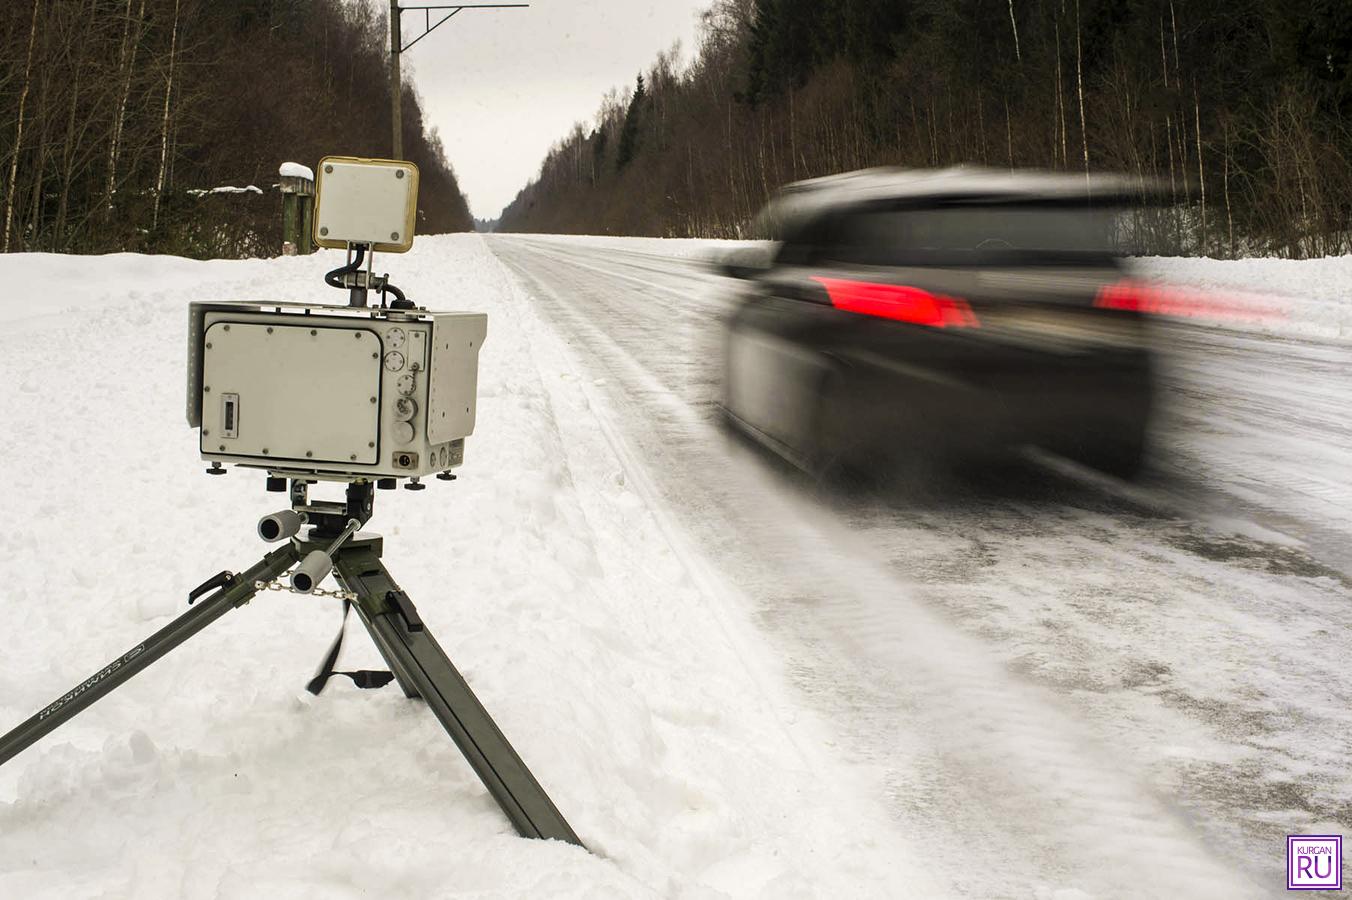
[
  {"xmin": 0, "ymin": 0, "xmax": 473, "ymax": 258},
  {"xmin": 499, "ymin": 0, "xmax": 1352, "ymax": 258}
]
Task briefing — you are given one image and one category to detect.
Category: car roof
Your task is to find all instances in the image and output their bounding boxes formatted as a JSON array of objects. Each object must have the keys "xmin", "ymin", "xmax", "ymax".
[{"xmin": 762, "ymin": 165, "xmax": 1164, "ymax": 239}]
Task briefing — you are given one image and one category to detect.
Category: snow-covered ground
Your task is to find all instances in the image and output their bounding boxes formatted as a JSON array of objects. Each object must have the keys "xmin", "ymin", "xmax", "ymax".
[
  {"xmin": 0, "ymin": 240, "xmax": 939, "ymax": 898},
  {"xmin": 1, "ymin": 235, "xmax": 1348, "ymax": 898}
]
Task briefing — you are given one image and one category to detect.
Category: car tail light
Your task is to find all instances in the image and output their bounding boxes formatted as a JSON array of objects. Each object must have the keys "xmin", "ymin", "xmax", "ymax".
[
  {"xmin": 810, "ymin": 277, "xmax": 980, "ymax": 328},
  {"xmin": 1094, "ymin": 279, "xmax": 1283, "ymax": 323}
]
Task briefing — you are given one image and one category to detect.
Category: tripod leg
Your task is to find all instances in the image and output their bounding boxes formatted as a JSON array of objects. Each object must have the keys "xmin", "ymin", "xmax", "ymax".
[
  {"xmin": 0, "ymin": 544, "xmax": 297, "ymax": 768},
  {"xmin": 331, "ymin": 543, "xmax": 583, "ymax": 847},
  {"xmin": 356, "ymin": 610, "xmax": 423, "ymax": 700}
]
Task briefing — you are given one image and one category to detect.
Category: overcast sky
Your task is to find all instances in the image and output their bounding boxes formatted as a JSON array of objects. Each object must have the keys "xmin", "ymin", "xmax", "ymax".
[{"xmin": 397, "ymin": 1, "xmax": 711, "ymax": 219}]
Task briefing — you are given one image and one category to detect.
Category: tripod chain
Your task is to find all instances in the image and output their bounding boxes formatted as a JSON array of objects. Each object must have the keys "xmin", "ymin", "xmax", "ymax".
[{"xmin": 254, "ymin": 577, "xmax": 357, "ymax": 602}]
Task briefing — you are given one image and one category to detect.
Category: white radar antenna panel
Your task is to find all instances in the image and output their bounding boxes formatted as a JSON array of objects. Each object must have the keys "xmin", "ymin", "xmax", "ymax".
[{"xmin": 313, "ymin": 156, "xmax": 419, "ymax": 253}]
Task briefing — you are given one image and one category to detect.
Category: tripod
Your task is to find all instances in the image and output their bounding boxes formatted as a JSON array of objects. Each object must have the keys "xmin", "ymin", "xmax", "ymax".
[{"xmin": 0, "ymin": 481, "xmax": 582, "ymax": 847}]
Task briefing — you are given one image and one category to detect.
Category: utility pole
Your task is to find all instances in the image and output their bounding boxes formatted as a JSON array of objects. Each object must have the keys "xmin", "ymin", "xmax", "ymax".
[
  {"xmin": 390, "ymin": 1, "xmax": 403, "ymax": 160},
  {"xmin": 388, "ymin": 3, "xmax": 529, "ymax": 160}
]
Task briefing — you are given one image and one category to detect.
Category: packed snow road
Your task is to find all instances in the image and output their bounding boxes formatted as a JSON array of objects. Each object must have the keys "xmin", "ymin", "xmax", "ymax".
[{"xmin": 489, "ymin": 234, "xmax": 1351, "ymax": 898}]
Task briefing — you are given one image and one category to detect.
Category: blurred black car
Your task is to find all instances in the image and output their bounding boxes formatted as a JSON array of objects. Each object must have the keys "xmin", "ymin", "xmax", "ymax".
[{"xmin": 719, "ymin": 167, "xmax": 1161, "ymax": 480}]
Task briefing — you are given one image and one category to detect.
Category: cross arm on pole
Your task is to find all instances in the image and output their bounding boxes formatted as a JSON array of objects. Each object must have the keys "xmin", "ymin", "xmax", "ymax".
[{"xmin": 396, "ymin": 3, "xmax": 530, "ymax": 54}]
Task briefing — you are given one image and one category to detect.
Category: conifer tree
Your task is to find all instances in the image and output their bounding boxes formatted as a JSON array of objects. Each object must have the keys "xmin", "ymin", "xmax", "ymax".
[{"xmin": 616, "ymin": 74, "xmax": 647, "ymax": 170}]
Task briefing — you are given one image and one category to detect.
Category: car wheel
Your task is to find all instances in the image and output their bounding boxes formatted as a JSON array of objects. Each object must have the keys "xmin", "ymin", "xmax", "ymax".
[
  {"xmin": 1067, "ymin": 381, "xmax": 1153, "ymax": 480},
  {"xmin": 808, "ymin": 368, "xmax": 875, "ymax": 483},
  {"xmin": 1043, "ymin": 357, "xmax": 1154, "ymax": 481},
  {"xmin": 1072, "ymin": 419, "xmax": 1150, "ymax": 479}
]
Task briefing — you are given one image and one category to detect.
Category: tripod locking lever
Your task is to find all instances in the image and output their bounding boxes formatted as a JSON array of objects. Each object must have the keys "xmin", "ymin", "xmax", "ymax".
[
  {"xmin": 386, "ymin": 590, "xmax": 424, "ymax": 632},
  {"xmin": 188, "ymin": 570, "xmax": 235, "ymax": 605}
]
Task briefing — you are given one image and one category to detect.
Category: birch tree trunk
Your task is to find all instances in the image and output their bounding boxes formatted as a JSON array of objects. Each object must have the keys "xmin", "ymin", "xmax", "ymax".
[
  {"xmin": 1055, "ymin": 17, "xmax": 1067, "ymax": 168},
  {"xmin": 4, "ymin": 0, "xmax": 43, "ymax": 253},
  {"xmin": 1005, "ymin": 97, "xmax": 1014, "ymax": 169},
  {"xmin": 1165, "ymin": 115, "xmax": 1176, "ymax": 196},
  {"xmin": 1223, "ymin": 119, "xmax": 1234, "ymax": 257},
  {"xmin": 27, "ymin": 60, "xmax": 52, "ymax": 247},
  {"xmin": 976, "ymin": 88, "xmax": 987, "ymax": 164},
  {"xmin": 1075, "ymin": 0, "xmax": 1089, "ymax": 185},
  {"xmin": 1169, "ymin": 0, "xmax": 1181, "ymax": 85},
  {"xmin": 105, "ymin": 0, "xmax": 146, "ymax": 222},
  {"xmin": 1160, "ymin": 18, "xmax": 1169, "ymax": 89},
  {"xmin": 1195, "ymin": 87, "xmax": 1206, "ymax": 254},
  {"xmin": 152, "ymin": 0, "xmax": 183, "ymax": 232}
]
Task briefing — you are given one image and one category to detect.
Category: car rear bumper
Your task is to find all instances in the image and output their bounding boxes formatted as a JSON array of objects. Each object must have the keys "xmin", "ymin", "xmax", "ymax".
[{"xmin": 832, "ymin": 345, "xmax": 1155, "ymax": 461}]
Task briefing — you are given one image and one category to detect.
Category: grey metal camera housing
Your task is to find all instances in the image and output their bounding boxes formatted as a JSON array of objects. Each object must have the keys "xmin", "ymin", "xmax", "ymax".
[{"xmin": 187, "ymin": 300, "xmax": 486, "ymax": 481}]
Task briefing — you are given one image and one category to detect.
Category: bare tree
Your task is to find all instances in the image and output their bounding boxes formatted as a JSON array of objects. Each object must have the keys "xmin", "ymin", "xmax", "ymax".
[
  {"xmin": 1074, "ymin": 0, "xmax": 1088, "ymax": 183},
  {"xmin": 104, "ymin": 0, "xmax": 146, "ymax": 222},
  {"xmin": 1194, "ymin": 86, "xmax": 1206, "ymax": 253},
  {"xmin": 4, "ymin": 0, "xmax": 42, "ymax": 253},
  {"xmin": 151, "ymin": 0, "xmax": 182, "ymax": 231}
]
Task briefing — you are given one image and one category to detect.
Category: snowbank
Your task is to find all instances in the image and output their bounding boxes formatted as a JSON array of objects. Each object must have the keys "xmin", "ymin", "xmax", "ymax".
[
  {"xmin": 1135, "ymin": 255, "xmax": 1352, "ymax": 342},
  {"xmin": 0, "ymin": 238, "xmax": 936, "ymax": 899},
  {"xmin": 186, "ymin": 185, "xmax": 265, "ymax": 197},
  {"xmin": 279, "ymin": 161, "xmax": 315, "ymax": 181}
]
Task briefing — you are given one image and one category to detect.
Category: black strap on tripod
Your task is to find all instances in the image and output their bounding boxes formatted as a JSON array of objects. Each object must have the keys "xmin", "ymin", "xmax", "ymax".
[{"xmin": 306, "ymin": 600, "xmax": 396, "ymax": 694}]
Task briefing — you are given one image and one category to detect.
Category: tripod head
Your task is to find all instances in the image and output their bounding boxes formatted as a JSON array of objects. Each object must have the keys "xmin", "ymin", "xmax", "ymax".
[
  {"xmin": 254, "ymin": 480, "xmax": 373, "ymax": 593},
  {"xmin": 257, "ymin": 479, "xmax": 374, "ymax": 541}
]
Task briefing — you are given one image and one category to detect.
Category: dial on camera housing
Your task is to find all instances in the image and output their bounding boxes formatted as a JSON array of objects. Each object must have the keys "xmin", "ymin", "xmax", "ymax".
[{"xmin": 185, "ymin": 156, "xmax": 486, "ymax": 483}]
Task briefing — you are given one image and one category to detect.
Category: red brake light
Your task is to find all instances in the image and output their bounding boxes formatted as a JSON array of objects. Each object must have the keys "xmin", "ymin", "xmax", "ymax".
[
  {"xmin": 1094, "ymin": 279, "xmax": 1283, "ymax": 323},
  {"xmin": 810, "ymin": 277, "xmax": 980, "ymax": 328}
]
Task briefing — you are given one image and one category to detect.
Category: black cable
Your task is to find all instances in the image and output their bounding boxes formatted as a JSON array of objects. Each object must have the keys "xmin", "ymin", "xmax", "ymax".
[
  {"xmin": 383, "ymin": 281, "xmax": 408, "ymax": 307},
  {"xmin": 323, "ymin": 244, "xmax": 366, "ymax": 292}
]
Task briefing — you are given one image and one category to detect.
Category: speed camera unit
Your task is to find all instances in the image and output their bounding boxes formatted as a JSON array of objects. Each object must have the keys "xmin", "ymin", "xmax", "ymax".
[
  {"xmin": 4, "ymin": 154, "xmax": 584, "ymax": 850},
  {"xmin": 184, "ymin": 154, "xmax": 485, "ymax": 483},
  {"xmin": 187, "ymin": 301, "xmax": 485, "ymax": 481}
]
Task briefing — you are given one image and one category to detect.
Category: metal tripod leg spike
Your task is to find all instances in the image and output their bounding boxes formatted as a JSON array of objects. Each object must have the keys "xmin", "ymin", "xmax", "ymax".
[
  {"xmin": 0, "ymin": 491, "xmax": 583, "ymax": 848},
  {"xmin": 311, "ymin": 531, "xmax": 581, "ymax": 844}
]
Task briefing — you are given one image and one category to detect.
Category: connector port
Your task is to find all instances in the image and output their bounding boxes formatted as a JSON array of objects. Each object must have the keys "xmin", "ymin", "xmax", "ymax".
[{"xmin": 222, "ymin": 393, "xmax": 239, "ymax": 438}]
